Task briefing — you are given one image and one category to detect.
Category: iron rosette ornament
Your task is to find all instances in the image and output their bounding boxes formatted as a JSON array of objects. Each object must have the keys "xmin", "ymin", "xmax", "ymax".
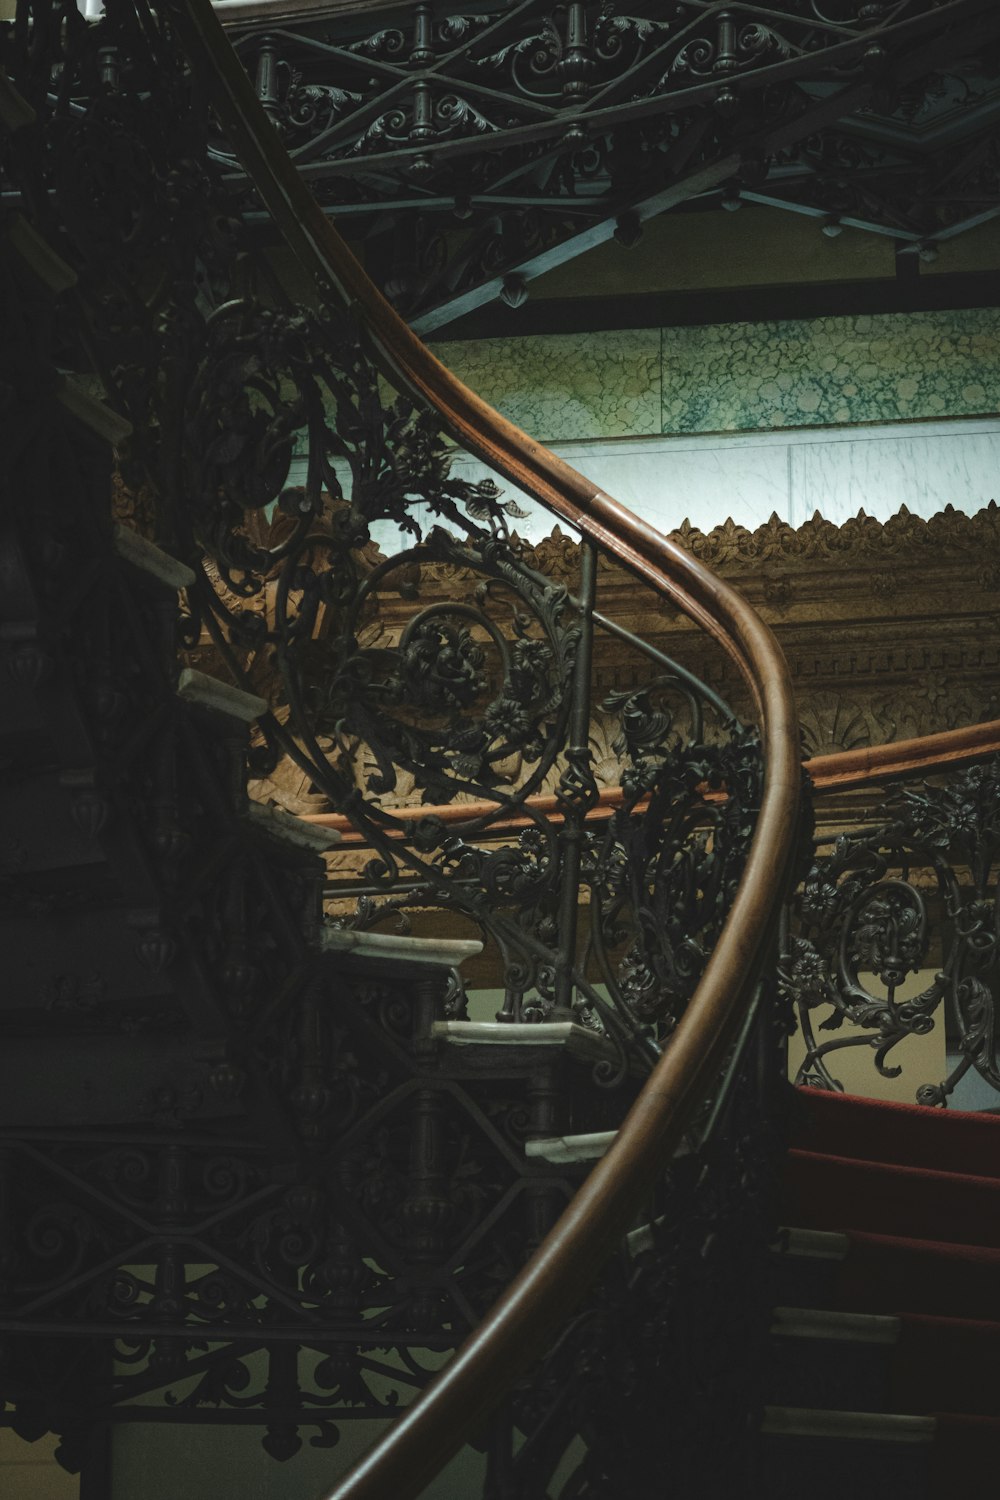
[{"xmin": 781, "ymin": 759, "xmax": 1000, "ymax": 1107}]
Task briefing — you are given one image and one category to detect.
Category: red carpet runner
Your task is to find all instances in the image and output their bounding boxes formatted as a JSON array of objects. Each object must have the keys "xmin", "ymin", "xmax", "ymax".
[{"xmin": 784, "ymin": 1088, "xmax": 1000, "ymax": 1481}]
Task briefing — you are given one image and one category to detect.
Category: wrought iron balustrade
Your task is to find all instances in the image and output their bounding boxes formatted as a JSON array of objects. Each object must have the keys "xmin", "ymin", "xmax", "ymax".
[
  {"xmin": 0, "ymin": 0, "xmax": 802, "ymax": 1494},
  {"xmin": 1, "ymin": 0, "xmax": 767, "ymax": 1075},
  {"xmin": 782, "ymin": 754, "xmax": 1000, "ymax": 1110}
]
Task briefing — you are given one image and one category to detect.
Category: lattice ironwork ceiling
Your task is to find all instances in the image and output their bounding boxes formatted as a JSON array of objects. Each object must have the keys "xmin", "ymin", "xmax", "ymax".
[{"xmin": 218, "ymin": 0, "xmax": 1000, "ymax": 330}]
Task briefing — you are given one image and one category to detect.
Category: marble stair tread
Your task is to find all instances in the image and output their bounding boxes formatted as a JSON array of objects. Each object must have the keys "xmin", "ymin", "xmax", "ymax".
[
  {"xmin": 55, "ymin": 375, "xmax": 132, "ymax": 445},
  {"xmin": 761, "ymin": 1407, "xmax": 935, "ymax": 1442},
  {"xmin": 777, "ymin": 1227, "xmax": 851, "ymax": 1260},
  {"xmin": 176, "ymin": 667, "xmax": 267, "ymax": 723},
  {"xmin": 525, "ymin": 1130, "xmax": 618, "ymax": 1164},
  {"xmin": 247, "ymin": 803, "xmax": 342, "ymax": 853},
  {"xmin": 531, "ymin": 1126, "xmax": 693, "ymax": 1170},
  {"xmin": 432, "ymin": 1020, "xmax": 616, "ymax": 1065},
  {"xmin": 113, "ymin": 524, "xmax": 196, "ymax": 590},
  {"xmin": 771, "ymin": 1306, "xmax": 900, "ymax": 1344},
  {"xmin": 324, "ymin": 932, "xmax": 482, "ymax": 969}
]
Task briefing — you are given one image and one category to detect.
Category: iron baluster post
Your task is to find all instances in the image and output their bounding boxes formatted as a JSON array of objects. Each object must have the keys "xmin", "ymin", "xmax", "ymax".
[
  {"xmin": 263, "ymin": 1342, "xmax": 302, "ymax": 1461},
  {"xmin": 255, "ymin": 36, "xmax": 281, "ymax": 126},
  {"xmin": 553, "ymin": 538, "xmax": 598, "ymax": 1019},
  {"xmin": 150, "ymin": 1145, "xmax": 186, "ymax": 1375},
  {"xmin": 410, "ymin": 4, "xmax": 435, "ymax": 68},
  {"xmin": 524, "ymin": 1063, "xmax": 563, "ymax": 1248},
  {"xmin": 405, "ymin": 978, "xmax": 453, "ymax": 1322},
  {"xmin": 715, "ymin": 11, "xmax": 739, "ymax": 74},
  {"xmin": 559, "ymin": 2, "xmax": 596, "ymax": 99}
]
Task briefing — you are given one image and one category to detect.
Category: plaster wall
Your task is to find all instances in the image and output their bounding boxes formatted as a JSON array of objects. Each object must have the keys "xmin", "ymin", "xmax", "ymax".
[{"xmin": 0, "ymin": 1430, "xmax": 78, "ymax": 1498}]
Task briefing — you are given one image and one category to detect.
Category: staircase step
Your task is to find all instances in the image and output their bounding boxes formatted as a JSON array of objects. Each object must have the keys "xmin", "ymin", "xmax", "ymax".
[
  {"xmin": 931, "ymin": 1414, "xmax": 1000, "ymax": 1484},
  {"xmin": 767, "ymin": 1311, "xmax": 897, "ymax": 1415},
  {"xmin": 176, "ymin": 667, "xmax": 267, "ymax": 723},
  {"xmin": 767, "ymin": 1300, "xmax": 1000, "ymax": 1420},
  {"xmin": 55, "ymin": 375, "xmax": 132, "ymax": 445},
  {"xmin": 762, "ymin": 1406, "xmax": 934, "ymax": 1441},
  {"xmin": 433, "ymin": 1020, "xmax": 616, "ymax": 1066},
  {"xmin": 771, "ymin": 1227, "xmax": 849, "ymax": 1309},
  {"xmin": 526, "ymin": 1130, "xmax": 617, "ymax": 1164},
  {"xmin": 892, "ymin": 1313, "xmax": 1000, "ymax": 1418},
  {"xmin": 771, "ymin": 1307, "xmax": 899, "ymax": 1343},
  {"xmin": 113, "ymin": 524, "xmax": 195, "ymax": 590},
  {"xmin": 247, "ymin": 802, "xmax": 342, "ymax": 854},
  {"xmin": 835, "ymin": 1230, "xmax": 1000, "ymax": 1322},
  {"xmin": 760, "ymin": 1407, "xmax": 932, "ymax": 1500},
  {"xmin": 773, "ymin": 1224, "xmax": 1000, "ymax": 1330},
  {"xmin": 323, "ymin": 932, "xmax": 482, "ymax": 970},
  {"xmin": 784, "ymin": 1148, "xmax": 1000, "ymax": 1248},
  {"xmin": 791, "ymin": 1086, "xmax": 1000, "ymax": 1177},
  {"xmin": 779, "ymin": 1227, "xmax": 850, "ymax": 1260}
]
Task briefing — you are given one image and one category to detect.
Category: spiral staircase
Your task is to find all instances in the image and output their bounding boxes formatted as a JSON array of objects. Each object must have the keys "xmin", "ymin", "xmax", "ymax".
[{"xmin": 2, "ymin": 3, "xmax": 1000, "ymax": 1497}]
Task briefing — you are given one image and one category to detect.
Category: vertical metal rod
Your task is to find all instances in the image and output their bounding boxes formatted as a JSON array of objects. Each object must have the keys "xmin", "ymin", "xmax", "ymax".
[
  {"xmin": 411, "ymin": 3, "xmax": 434, "ymax": 66},
  {"xmin": 254, "ymin": 37, "xmax": 280, "ymax": 124},
  {"xmin": 553, "ymin": 538, "xmax": 597, "ymax": 1017}
]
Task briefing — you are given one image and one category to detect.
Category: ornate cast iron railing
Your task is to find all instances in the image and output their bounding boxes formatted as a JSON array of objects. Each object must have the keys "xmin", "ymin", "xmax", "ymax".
[
  {"xmin": 210, "ymin": 0, "xmax": 1000, "ymax": 331},
  {"xmin": 1, "ymin": 0, "xmax": 801, "ymax": 1493},
  {"xmin": 164, "ymin": 6, "xmax": 804, "ymax": 1495},
  {"xmin": 782, "ymin": 749, "xmax": 1000, "ymax": 1109}
]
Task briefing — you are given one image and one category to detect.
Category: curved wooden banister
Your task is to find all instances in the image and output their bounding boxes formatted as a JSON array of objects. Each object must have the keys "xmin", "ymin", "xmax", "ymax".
[{"xmin": 174, "ymin": 4, "xmax": 801, "ymax": 1495}]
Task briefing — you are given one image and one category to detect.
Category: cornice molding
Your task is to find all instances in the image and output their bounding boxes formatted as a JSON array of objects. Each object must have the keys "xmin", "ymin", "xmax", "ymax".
[{"xmin": 523, "ymin": 501, "xmax": 1000, "ymax": 579}]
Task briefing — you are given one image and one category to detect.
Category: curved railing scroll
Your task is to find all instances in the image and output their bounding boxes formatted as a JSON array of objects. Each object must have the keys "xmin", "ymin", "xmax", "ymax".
[{"xmin": 166, "ymin": 4, "xmax": 800, "ymax": 1495}]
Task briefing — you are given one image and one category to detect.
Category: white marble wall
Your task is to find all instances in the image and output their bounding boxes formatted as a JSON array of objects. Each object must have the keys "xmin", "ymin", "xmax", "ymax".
[{"xmin": 347, "ymin": 416, "xmax": 1000, "ymax": 552}]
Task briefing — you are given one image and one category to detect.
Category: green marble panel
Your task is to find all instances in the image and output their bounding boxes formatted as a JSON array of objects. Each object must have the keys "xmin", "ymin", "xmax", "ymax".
[
  {"xmin": 661, "ymin": 309, "xmax": 1000, "ymax": 434},
  {"xmin": 431, "ymin": 327, "xmax": 661, "ymax": 442}
]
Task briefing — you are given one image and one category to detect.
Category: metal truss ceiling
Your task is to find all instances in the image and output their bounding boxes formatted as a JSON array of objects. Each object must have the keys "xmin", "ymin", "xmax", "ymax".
[{"xmin": 225, "ymin": 1, "xmax": 1000, "ymax": 328}]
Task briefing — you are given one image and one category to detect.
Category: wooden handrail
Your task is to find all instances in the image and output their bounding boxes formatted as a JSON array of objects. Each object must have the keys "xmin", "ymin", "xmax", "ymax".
[
  {"xmin": 804, "ymin": 717, "xmax": 1000, "ymax": 790},
  {"xmin": 175, "ymin": 3, "xmax": 801, "ymax": 1495},
  {"xmin": 304, "ymin": 718, "xmax": 1000, "ymax": 846}
]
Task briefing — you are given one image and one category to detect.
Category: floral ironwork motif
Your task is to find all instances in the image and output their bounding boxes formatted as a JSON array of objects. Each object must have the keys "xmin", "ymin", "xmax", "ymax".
[
  {"xmin": 782, "ymin": 759, "xmax": 1000, "ymax": 1106},
  {"xmin": 4, "ymin": 0, "xmax": 762, "ymax": 1065}
]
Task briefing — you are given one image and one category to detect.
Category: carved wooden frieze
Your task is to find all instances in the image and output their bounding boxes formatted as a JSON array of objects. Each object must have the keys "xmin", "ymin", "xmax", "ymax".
[{"xmin": 185, "ymin": 500, "xmax": 1000, "ymax": 820}]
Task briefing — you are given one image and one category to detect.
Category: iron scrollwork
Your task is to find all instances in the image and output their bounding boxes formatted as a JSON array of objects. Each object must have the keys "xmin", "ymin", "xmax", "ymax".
[
  {"xmin": 1, "ymin": 0, "xmax": 765, "ymax": 1040},
  {"xmin": 781, "ymin": 759, "xmax": 1000, "ymax": 1106},
  {"xmin": 0, "ymin": 0, "xmax": 769, "ymax": 1480},
  {"xmin": 213, "ymin": 1, "xmax": 1000, "ymax": 326}
]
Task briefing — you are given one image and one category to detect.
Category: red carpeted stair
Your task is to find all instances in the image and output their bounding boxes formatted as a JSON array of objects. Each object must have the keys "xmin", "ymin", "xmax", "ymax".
[{"xmin": 781, "ymin": 1087, "xmax": 1000, "ymax": 1485}]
